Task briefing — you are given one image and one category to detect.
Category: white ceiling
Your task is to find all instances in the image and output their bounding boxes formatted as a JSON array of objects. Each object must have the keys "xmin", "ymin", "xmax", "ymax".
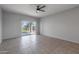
[{"xmin": 0, "ymin": 4, "xmax": 79, "ymax": 18}]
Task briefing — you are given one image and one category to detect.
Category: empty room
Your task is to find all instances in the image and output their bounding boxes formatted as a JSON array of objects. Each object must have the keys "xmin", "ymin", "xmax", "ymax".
[{"xmin": 0, "ymin": 4, "xmax": 79, "ymax": 54}]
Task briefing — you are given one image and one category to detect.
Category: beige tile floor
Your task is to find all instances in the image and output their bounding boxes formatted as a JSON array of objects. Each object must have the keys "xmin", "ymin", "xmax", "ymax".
[{"xmin": 0, "ymin": 35, "xmax": 79, "ymax": 54}]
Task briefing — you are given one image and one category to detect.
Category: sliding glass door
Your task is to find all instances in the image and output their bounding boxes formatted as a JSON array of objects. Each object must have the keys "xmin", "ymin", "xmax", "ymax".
[{"xmin": 21, "ymin": 21, "xmax": 36, "ymax": 36}]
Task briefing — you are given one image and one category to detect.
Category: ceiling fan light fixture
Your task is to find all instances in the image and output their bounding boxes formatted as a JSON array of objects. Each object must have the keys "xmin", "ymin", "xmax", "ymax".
[
  {"xmin": 35, "ymin": 4, "xmax": 46, "ymax": 13},
  {"xmin": 36, "ymin": 10, "xmax": 40, "ymax": 13}
]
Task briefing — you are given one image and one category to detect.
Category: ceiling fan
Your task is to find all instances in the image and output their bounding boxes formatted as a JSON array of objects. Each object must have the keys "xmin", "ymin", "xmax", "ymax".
[{"xmin": 36, "ymin": 4, "xmax": 46, "ymax": 13}]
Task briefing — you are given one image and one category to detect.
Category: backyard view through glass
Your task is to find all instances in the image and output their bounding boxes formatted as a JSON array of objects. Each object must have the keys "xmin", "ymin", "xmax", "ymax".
[{"xmin": 21, "ymin": 21, "xmax": 36, "ymax": 36}]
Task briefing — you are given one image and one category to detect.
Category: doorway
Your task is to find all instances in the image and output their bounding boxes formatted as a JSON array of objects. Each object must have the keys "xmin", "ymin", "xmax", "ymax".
[{"xmin": 21, "ymin": 21, "xmax": 36, "ymax": 36}]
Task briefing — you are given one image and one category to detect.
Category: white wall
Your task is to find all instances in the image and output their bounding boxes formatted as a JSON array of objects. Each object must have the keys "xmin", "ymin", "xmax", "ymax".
[
  {"xmin": 0, "ymin": 7, "xmax": 2, "ymax": 44},
  {"xmin": 2, "ymin": 11, "xmax": 38, "ymax": 40},
  {"xmin": 40, "ymin": 7, "xmax": 79, "ymax": 43},
  {"xmin": 36, "ymin": 18, "xmax": 40, "ymax": 35}
]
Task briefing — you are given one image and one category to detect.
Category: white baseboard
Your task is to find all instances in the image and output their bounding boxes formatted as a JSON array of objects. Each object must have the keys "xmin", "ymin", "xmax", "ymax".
[
  {"xmin": 3, "ymin": 36, "xmax": 21, "ymax": 41},
  {"xmin": 41, "ymin": 34, "xmax": 79, "ymax": 44}
]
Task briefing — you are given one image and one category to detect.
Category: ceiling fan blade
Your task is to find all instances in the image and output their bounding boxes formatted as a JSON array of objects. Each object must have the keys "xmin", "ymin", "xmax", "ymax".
[
  {"xmin": 39, "ymin": 9, "xmax": 45, "ymax": 12},
  {"xmin": 37, "ymin": 5, "xmax": 39, "ymax": 9},
  {"xmin": 39, "ymin": 5, "xmax": 46, "ymax": 9}
]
